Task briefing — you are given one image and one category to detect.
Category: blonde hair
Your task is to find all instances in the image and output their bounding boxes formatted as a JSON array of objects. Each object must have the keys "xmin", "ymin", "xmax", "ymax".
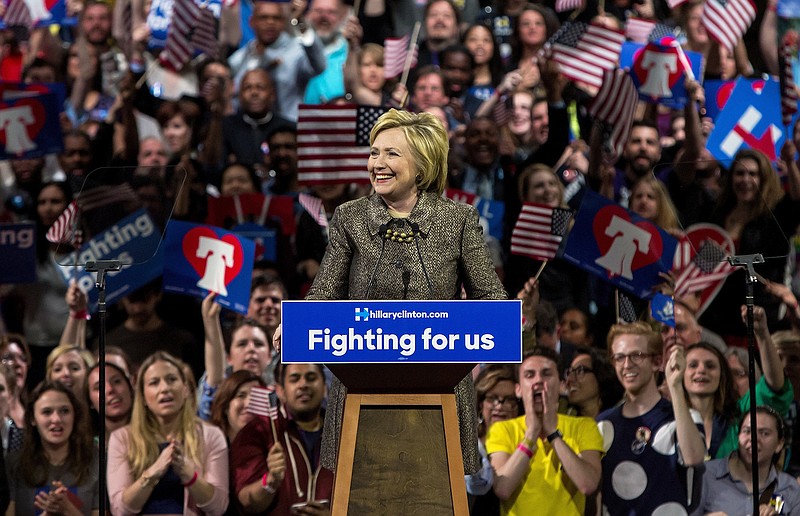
[
  {"xmin": 360, "ymin": 43, "xmax": 384, "ymax": 67},
  {"xmin": 517, "ymin": 163, "xmax": 566, "ymax": 207},
  {"xmin": 369, "ymin": 109, "xmax": 449, "ymax": 195},
  {"xmin": 127, "ymin": 352, "xmax": 203, "ymax": 479},
  {"xmin": 631, "ymin": 175, "xmax": 680, "ymax": 231},
  {"xmin": 606, "ymin": 321, "xmax": 663, "ymax": 356},
  {"xmin": 46, "ymin": 345, "xmax": 95, "ymax": 380}
]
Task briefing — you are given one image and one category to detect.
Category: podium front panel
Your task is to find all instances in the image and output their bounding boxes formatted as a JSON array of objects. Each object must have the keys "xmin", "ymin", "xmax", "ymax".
[{"xmin": 348, "ymin": 407, "xmax": 453, "ymax": 515}]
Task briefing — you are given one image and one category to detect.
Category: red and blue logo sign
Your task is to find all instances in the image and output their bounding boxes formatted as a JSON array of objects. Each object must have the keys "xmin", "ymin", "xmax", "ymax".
[
  {"xmin": 561, "ymin": 191, "xmax": 678, "ymax": 298},
  {"xmin": 0, "ymin": 91, "xmax": 63, "ymax": 159},
  {"xmin": 620, "ymin": 41, "xmax": 702, "ymax": 109},
  {"xmin": 163, "ymin": 221, "xmax": 255, "ymax": 314},
  {"xmin": 706, "ymin": 76, "xmax": 784, "ymax": 164}
]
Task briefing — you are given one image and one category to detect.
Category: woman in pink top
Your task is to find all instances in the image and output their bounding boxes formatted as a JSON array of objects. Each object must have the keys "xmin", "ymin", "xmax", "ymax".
[{"xmin": 107, "ymin": 352, "xmax": 229, "ymax": 516}]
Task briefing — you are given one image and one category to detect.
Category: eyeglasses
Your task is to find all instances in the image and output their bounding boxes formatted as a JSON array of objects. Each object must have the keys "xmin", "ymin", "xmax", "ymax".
[
  {"xmin": 730, "ymin": 368, "xmax": 747, "ymax": 378},
  {"xmin": 566, "ymin": 365, "xmax": 594, "ymax": 379},
  {"xmin": 484, "ymin": 395, "xmax": 518, "ymax": 407},
  {"xmin": 610, "ymin": 351, "xmax": 654, "ymax": 366}
]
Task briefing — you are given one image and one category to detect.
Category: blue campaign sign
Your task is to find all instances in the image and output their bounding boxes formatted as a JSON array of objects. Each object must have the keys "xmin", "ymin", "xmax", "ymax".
[
  {"xmin": 281, "ymin": 300, "xmax": 522, "ymax": 364},
  {"xmin": 56, "ymin": 209, "xmax": 165, "ymax": 312},
  {"xmin": 0, "ymin": 222, "xmax": 36, "ymax": 283},
  {"xmin": 703, "ymin": 79, "xmax": 736, "ymax": 121},
  {"xmin": 620, "ymin": 41, "xmax": 702, "ymax": 109},
  {"xmin": 561, "ymin": 190, "xmax": 678, "ymax": 299},
  {"xmin": 163, "ymin": 220, "xmax": 255, "ymax": 315},
  {"xmin": 706, "ymin": 76, "xmax": 785, "ymax": 165},
  {"xmin": 0, "ymin": 92, "xmax": 63, "ymax": 159},
  {"xmin": 231, "ymin": 222, "xmax": 277, "ymax": 262},
  {"xmin": 444, "ymin": 189, "xmax": 505, "ymax": 242},
  {"xmin": 147, "ymin": 0, "xmax": 221, "ymax": 49}
]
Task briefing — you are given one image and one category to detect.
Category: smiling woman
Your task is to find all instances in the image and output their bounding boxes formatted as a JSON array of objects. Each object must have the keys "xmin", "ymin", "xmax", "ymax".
[
  {"xmin": 304, "ymin": 108, "xmax": 508, "ymax": 478},
  {"xmin": 106, "ymin": 352, "xmax": 229, "ymax": 516}
]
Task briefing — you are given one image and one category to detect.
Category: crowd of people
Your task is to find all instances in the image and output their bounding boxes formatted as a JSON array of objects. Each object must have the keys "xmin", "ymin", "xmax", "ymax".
[{"xmin": 1, "ymin": 0, "xmax": 800, "ymax": 513}]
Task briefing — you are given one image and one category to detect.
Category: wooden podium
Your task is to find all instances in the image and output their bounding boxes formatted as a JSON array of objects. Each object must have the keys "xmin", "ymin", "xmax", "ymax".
[
  {"xmin": 326, "ymin": 363, "xmax": 474, "ymax": 515},
  {"xmin": 280, "ymin": 299, "xmax": 522, "ymax": 515}
]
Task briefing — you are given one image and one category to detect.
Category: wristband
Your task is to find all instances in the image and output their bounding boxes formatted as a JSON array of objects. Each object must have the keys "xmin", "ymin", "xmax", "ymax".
[
  {"xmin": 546, "ymin": 429, "xmax": 563, "ymax": 443},
  {"xmin": 183, "ymin": 471, "xmax": 198, "ymax": 487},
  {"xmin": 517, "ymin": 443, "xmax": 534, "ymax": 458},
  {"xmin": 70, "ymin": 309, "xmax": 90, "ymax": 320},
  {"xmin": 262, "ymin": 473, "xmax": 277, "ymax": 494}
]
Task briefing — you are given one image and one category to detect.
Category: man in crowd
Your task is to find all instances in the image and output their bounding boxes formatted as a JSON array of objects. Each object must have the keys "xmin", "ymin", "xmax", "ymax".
[
  {"xmin": 228, "ymin": 0, "xmax": 327, "ymax": 122},
  {"xmin": 597, "ymin": 322, "xmax": 705, "ymax": 514},
  {"xmin": 232, "ymin": 362, "xmax": 333, "ymax": 514},
  {"xmin": 303, "ymin": 0, "xmax": 349, "ymax": 104},
  {"xmin": 220, "ymin": 68, "xmax": 295, "ymax": 170},
  {"xmin": 487, "ymin": 347, "xmax": 603, "ymax": 515}
]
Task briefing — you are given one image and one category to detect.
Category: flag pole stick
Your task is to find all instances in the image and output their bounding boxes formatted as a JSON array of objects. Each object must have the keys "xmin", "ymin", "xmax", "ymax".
[
  {"xmin": 615, "ymin": 288, "xmax": 621, "ymax": 323},
  {"xmin": 352, "ymin": 0, "xmax": 362, "ymax": 16},
  {"xmin": 533, "ymin": 260, "xmax": 548, "ymax": 282},
  {"xmin": 269, "ymin": 418, "xmax": 279, "ymax": 444},
  {"xmin": 135, "ymin": 59, "xmax": 159, "ymax": 90},
  {"xmin": 399, "ymin": 22, "xmax": 421, "ymax": 89}
]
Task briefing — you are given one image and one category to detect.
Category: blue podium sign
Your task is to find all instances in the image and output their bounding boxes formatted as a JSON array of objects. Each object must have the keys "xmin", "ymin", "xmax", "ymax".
[{"xmin": 281, "ymin": 300, "xmax": 522, "ymax": 364}]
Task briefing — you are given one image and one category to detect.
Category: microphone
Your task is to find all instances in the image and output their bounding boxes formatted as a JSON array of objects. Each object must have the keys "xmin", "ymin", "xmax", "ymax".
[
  {"xmin": 365, "ymin": 224, "xmax": 389, "ymax": 299},
  {"xmin": 409, "ymin": 222, "xmax": 434, "ymax": 297}
]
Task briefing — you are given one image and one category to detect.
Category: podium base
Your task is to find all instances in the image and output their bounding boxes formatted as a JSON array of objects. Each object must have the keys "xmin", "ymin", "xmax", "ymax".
[{"xmin": 331, "ymin": 393, "xmax": 469, "ymax": 515}]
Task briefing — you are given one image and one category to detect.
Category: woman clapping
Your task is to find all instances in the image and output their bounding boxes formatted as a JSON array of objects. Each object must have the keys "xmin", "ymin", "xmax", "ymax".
[{"xmin": 107, "ymin": 352, "xmax": 228, "ymax": 516}]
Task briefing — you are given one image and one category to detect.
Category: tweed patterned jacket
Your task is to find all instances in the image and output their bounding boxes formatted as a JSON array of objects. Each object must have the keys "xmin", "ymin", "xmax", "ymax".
[{"xmin": 306, "ymin": 191, "xmax": 508, "ymax": 475}]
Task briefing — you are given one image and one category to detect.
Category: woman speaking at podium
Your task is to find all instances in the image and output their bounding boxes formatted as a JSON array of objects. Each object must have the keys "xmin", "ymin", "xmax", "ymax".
[{"xmin": 303, "ymin": 108, "xmax": 508, "ymax": 478}]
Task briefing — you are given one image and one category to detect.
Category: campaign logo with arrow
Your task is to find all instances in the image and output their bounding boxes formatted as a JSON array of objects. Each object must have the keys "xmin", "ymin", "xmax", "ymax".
[{"xmin": 706, "ymin": 77, "xmax": 784, "ymax": 164}]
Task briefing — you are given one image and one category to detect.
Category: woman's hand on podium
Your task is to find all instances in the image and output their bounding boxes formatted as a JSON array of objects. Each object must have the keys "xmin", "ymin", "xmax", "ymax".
[{"xmin": 272, "ymin": 324, "xmax": 281, "ymax": 354}]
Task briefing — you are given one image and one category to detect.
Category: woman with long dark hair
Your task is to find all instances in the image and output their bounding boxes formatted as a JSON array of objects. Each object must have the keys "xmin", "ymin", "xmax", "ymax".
[{"xmin": 6, "ymin": 381, "xmax": 98, "ymax": 516}]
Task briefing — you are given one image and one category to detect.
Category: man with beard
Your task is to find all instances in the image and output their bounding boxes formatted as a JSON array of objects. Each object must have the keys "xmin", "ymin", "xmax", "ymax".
[
  {"xmin": 58, "ymin": 130, "xmax": 95, "ymax": 192},
  {"xmin": 264, "ymin": 127, "xmax": 301, "ymax": 195},
  {"xmin": 228, "ymin": 0, "xmax": 326, "ymax": 122},
  {"xmin": 220, "ymin": 68, "xmax": 295, "ymax": 170},
  {"xmin": 416, "ymin": 0, "xmax": 460, "ymax": 69},
  {"xmin": 303, "ymin": 0, "xmax": 349, "ymax": 104},
  {"xmin": 232, "ymin": 362, "xmax": 333, "ymax": 514},
  {"xmin": 450, "ymin": 116, "xmax": 506, "ymax": 201}
]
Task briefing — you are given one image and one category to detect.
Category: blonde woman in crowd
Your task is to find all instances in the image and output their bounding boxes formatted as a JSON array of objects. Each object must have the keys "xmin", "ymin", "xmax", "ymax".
[{"xmin": 107, "ymin": 352, "xmax": 228, "ymax": 516}]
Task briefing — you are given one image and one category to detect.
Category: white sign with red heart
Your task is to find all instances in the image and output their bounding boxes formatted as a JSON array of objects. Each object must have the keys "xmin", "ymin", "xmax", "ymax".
[{"xmin": 671, "ymin": 223, "xmax": 736, "ymax": 316}]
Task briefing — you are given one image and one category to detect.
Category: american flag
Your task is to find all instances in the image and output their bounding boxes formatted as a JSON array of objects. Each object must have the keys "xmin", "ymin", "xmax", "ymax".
[
  {"xmin": 780, "ymin": 44, "xmax": 799, "ymax": 127},
  {"xmin": 298, "ymin": 192, "xmax": 328, "ymax": 227},
  {"xmin": 383, "ymin": 35, "xmax": 418, "ymax": 79},
  {"xmin": 555, "ymin": 0, "xmax": 583, "ymax": 13},
  {"xmin": 674, "ymin": 239, "xmax": 735, "ymax": 299},
  {"xmin": 625, "ymin": 17, "xmax": 676, "ymax": 44},
  {"xmin": 46, "ymin": 201, "xmax": 82, "ymax": 247},
  {"xmin": 589, "ymin": 68, "xmax": 638, "ymax": 161},
  {"xmin": 701, "ymin": 0, "xmax": 756, "ymax": 53},
  {"xmin": 297, "ymin": 104, "xmax": 386, "ymax": 185},
  {"xmin": 618, "ymin": 291, "xmax": 639, "ymax": 323},
  {"xmin": 547, "ymin": 21, "xmax": 625, "ymax": 91},
  {"xmin": 510, "ymin": 203, "xmax": 573, "ymax": 261},
  {"xmin": 492, "ymin": 94, "xmax": 511, "ymax": 127},
  {"xmin": 248, "ymin": 386, "xmax": 279, "ymax": 420},
  {"xmin": 2, "ymin": 0, "xmax": 31, "ymax": 27},
  {"xmin": 159, "ymin": 0, "xmax": 218, "ymax": 72}
]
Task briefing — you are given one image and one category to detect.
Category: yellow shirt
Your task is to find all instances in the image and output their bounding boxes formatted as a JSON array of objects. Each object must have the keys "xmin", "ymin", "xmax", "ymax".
[{"xmin": 485, "ymin": 414, "xmax": 603, "ymax": 516}]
